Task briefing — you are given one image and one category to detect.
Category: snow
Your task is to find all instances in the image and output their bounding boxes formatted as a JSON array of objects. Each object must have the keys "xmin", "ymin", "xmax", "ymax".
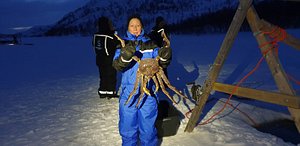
[{"xmin": 1, "ymin": 30, "xmax": 300, "ymax": 146}]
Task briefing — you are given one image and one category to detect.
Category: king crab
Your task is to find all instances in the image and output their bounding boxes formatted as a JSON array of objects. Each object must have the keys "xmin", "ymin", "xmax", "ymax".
[
  {"xmin": 125, "ymin": 56, "xmax": 187, "ymax": 107},
  {"xmin": 114, "ymin": 32, "xmax": 186, "ymax": 107}
]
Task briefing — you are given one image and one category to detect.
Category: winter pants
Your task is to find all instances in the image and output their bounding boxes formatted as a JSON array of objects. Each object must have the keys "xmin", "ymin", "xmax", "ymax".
[
  {"xmin": 119, "ymin": 95, "xmax": 158, "ymax": 146},
  {"xmin": 96, "ymin": 55, "xmax": 117, "ymax": 92}
]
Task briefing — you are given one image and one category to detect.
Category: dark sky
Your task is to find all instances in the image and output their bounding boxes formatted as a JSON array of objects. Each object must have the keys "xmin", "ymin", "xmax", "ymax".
[{"xmin": 0, "ymin": 0, "xmax": 87, "ymax": 34}]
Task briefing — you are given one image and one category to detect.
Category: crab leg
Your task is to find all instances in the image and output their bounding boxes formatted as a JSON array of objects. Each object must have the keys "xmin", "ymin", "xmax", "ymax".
[
  {"xmin": 136, "ymin": 90, "xmax": 145, "ymax": 108},
  {"xmin": 152, "ymin": 75, "xmax": 159, "ymax": 93},
  {"xmin": 143, "ymin": 76, "xmax": 151, "ymax": 95},
  {"xmin": 156, "ymin": 74, "xmax": 177, "ymax": 104},
  {"xmin": 136, "ymin": 75, "xmax": 147, "ymax": 107},
  {"xmin": 159, "ymin": 69, "xmax": 187, "ymax": 99},
  {"xmin": 125, "ymin": 70, "xmax": 141, "ymax": 105},
  {"xmin": 132, "ymin": 56, "xmax": 140, "ymax": 62}
]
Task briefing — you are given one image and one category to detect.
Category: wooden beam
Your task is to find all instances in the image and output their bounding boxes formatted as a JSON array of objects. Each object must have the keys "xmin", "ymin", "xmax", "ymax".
[
  {"xmin": 184, "ymin": 0, "xmax": 253, "ymax": 132},
  {"xmin": 246, "ymin": 6, "xmax": 300, "ymax": 132},
  {"xmin": 258, "ymin": 19, "xmax": 300, "ymax": 51},
  {"xmin": 213, "ymin": 82, "xmax": 300, "ymax": 109}
]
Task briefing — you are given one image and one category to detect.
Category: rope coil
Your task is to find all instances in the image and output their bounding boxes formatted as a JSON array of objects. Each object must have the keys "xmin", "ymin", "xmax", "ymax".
[{"xmin": 259, "ymin": 26, "xmax": 287, "ymax": 56}]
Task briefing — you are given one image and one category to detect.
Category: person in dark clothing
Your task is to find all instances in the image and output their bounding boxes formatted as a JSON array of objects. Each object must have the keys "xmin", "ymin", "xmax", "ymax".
[
  {"xmin": 148, "ymin": 16, "xmax": 170, "ymax": 48},
  {"xmin": 148, "ymin": 16, "xmax": 170, "ymax": 79},
  {"xmin": 92, "ymin": 16, "xmax": 121, "ymax": 98}
]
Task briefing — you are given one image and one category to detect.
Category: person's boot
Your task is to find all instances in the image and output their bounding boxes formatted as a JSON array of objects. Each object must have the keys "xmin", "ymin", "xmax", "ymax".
[
  {"xmin": 98, "ymin": 90, "xmax": 107, "ymax": 98},
  {"xmin": 107, "ymin": 91, "xmax": 119, "ymax": 99}
]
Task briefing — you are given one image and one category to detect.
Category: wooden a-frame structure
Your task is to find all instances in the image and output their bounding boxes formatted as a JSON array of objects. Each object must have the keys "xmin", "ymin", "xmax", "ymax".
[{"xmin": 185, "ymin": 0, "xmax": 300, "ymax": 133}]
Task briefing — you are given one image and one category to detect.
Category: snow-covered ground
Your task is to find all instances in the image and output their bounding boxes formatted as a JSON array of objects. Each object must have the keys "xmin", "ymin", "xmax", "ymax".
[{"xmin": 0, "ymin": 30, "xmax": 300, "ymax": 146}]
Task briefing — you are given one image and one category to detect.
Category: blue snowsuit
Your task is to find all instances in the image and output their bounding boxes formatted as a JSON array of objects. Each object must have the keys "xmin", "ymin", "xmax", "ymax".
[{"xmin": 113, "ymin": 30, "xmax": 160, "ymax": 146}]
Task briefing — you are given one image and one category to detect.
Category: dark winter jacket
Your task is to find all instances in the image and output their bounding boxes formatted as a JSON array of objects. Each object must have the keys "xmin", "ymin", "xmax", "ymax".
[
  {"xmin": 113, "ymin": 31, "xmax": 171, "ymax": 72},
  {"xmin": 148, "ymin": 25, "xmax": 170, "ymax": 48},
  {"xmin": 92, "ymin": 31, "xmax": 121, "ymax": 58}
]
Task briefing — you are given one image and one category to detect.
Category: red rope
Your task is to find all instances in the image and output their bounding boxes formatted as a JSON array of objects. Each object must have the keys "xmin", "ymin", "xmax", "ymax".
[
  {"xmin": 197, "ymin": 56, "xmax": 264, "ymax": 126},
  {"xmin": 218, "ymin": 99, "xmax": 257, "ymax": 126},
  {"xmin": 184, "ymin": 56, "xmax": 264, "ymax": 126},
  {"xmin": 288, "ymin": 74, "xmax": 300, "ymax": 86},
  {"xmin": 185, "ymin": 109, "xmax": 192, "ymax": 118},
  {"xmin": 260, "ymin": 27, "xmax": 300, "ymax": 86},
  {"xmin": 185, "ymin": 26, "xmax": 289, "ymax": 127},
  {"xmin": 185, "ymin": 99, "xmax": 258, "ymax": 126},
  {"xmin": 259, "ymin": 27, "xmax": 287, "ymax": 56}
]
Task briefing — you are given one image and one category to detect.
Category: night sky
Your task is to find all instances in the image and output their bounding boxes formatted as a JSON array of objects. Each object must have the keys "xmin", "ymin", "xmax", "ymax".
[{"xmin": 0, "ymin": 0, "xmax": 87, "ymax": 34}]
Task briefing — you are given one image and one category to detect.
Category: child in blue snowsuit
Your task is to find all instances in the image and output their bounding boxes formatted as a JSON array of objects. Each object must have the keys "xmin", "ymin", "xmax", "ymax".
[{"xmin": 112, "ymin": 15, "xmax": 172, "ymax": 146}]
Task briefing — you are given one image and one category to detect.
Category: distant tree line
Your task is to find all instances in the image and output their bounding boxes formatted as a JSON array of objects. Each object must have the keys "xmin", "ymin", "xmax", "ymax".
[{"xmin": 169, "ymin": 1, "xmax": 300, "ymax": 34}]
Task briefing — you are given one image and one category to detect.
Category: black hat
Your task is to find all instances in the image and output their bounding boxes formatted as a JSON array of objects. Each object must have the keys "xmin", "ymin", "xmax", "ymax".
[
  {"xmin": 156, "ymin": 16, "xmax": 166, "ymax": 28},
  {"xmin": 156, "ymin": 16, "xmax": 164, "ymax": 25},
  {"xmin": 127, "ymin": 14, "xmax": 143, "ymax": 28},
  {"xmin": 98, "ymin": 16, "xmax": 113, "ymax": 33}
]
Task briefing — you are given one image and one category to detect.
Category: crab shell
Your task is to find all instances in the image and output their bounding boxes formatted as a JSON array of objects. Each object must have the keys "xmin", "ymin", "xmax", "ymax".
[{"xmin": 138, "ymin": 58, "xmax": 160, "ymax": 76}]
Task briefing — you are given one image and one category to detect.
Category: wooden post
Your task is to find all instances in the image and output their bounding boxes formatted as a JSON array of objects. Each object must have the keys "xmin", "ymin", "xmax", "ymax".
[
  {"xmin": 246, "ymin": 6, "xmax": 300, "ymax": 132},
  {"xmin": 213, "ymin": 82, "xmax": 300, "ymax": 109},
  {"xmin": 184, "ymin": 0, "xmax": 253, "ymax": 132}
]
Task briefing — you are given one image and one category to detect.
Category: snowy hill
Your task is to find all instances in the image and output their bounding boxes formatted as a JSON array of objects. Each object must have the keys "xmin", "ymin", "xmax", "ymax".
[
  {"xmin": 22, "ymin": 0, "xmax": 300, "ymax": 36},
  {"xmin": 45, "ymin": 0, "xmax": 242, "ymax": 36},
  {"xmin": 24, "ymin": 0, "xmax": 250, "ymax": 36}
]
